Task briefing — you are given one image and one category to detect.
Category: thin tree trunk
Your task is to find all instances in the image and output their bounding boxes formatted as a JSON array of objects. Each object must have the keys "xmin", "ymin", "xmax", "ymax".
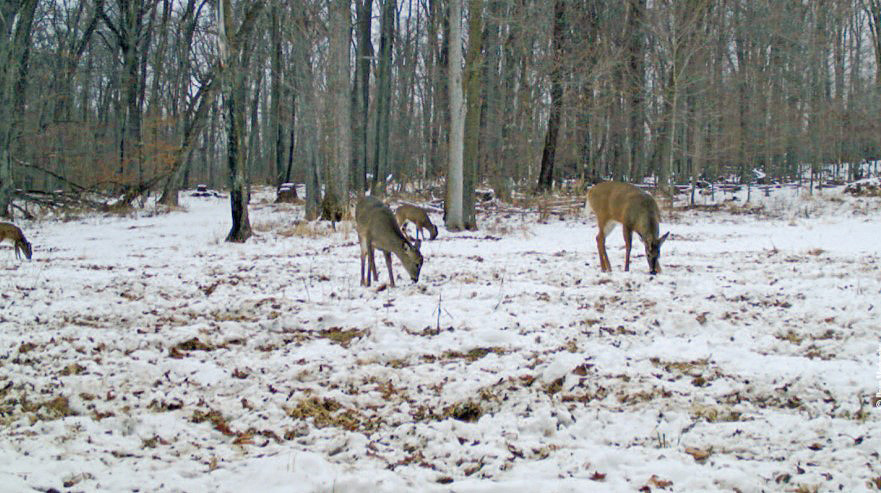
[
  {"xmin": 270, "ymin": 0, "xmax": 285, "ymax": 185},
  {"xmin": 247, "ymin": 71, "xmax": 262, "ymax": 181},
  {"xmin": 372, "ymin": 0, "xmax": 394, "ymax": 194},
  {"xmin": 159, "ymin": 75, "xmax": 221, "ymax": 206}
]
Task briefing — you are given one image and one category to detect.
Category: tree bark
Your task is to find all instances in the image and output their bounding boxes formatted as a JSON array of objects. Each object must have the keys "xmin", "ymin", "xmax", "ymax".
[
  {"xmin": 269, "ymin": 0, "xmax": 285, "ymax": 185},
  {"xmin": 372, "ymin": 0, "xmax": 394, "ymax": 195},
  {"xmin": 0, "ymin": 0, "xmax": 38, "ymax": 218},
  {"xmin": 627, "ymin": 0, "xmax": 646, "ymax": 181},
  {"xmin": 462, "ymin": 0, "xmax": 482, "ymax": 229},
  {"xmin": 445, "ymin": 0, "xmax": 465, "ymax": 231},
  {"xmin": 864, "ymin": 0, "xmax": 881, "ymax": 87},
  {"xmin": 536, "ymin": 0, "xmax": 566, "ymax": 193},
  {"xmin": 353, "ymin": 0, "xmax": 373, "ymax": 193},
  {"xmin": 323, "ymin": 0, "xmax": 352, "ymax": 219},
  {"xmin": 99, "ymin": 0, "xmax": 156, "ymax": 193},
  {"xmin": 216, "ymin": 0, "xmax": 265, "ymax": 242},
  {"xmin": 288, "ymin": 9, "xmax": 319, "ymax": 220}
]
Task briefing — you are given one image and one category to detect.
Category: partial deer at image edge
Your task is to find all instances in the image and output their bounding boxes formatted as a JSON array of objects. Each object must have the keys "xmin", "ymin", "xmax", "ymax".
[{"xmin": 0, "ymin": 222, "xmax": 33, "ymax": 260}]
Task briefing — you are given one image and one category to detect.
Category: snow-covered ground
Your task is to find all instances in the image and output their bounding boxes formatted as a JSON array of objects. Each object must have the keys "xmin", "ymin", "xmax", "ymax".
[{"xmin": 1, "ymin": 185, "xmax": 880, "ymax": 492}]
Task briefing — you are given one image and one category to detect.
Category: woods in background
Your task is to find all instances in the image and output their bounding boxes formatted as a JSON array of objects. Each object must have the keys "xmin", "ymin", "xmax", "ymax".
[{"xmin": 2, "ymin": 0, "xmax": 881, "ymax": 221}]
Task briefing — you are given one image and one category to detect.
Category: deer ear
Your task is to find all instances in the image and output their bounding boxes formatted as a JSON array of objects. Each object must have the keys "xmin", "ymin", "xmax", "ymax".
[{"xmin": 659, "ymin": 232, "xmax": 670, "ymax": 245}]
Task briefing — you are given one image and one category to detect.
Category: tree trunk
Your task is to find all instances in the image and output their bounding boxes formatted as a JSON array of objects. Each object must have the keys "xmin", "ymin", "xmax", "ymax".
[
  {"xmin": 864, "ymin": 0, "xmax": 881, "ymax": 88},
  {"xmin": 627, "ymin": 0, "xmax": 645, "ymax": 181},
  {"xmin": 536, "ymin": 0, "xmax": 566, "ymax": 193},
  {"xmin": 159, "ymin": 75, "xmax": 221, "ymax": 206},
  {"xmin": 324, "ymin": 0, "xmax": 352, "ymax": 219},
  {"xmin": 0, "ymin": 0, "xmax": 38, "ymax": 218},
  {"xmin": 216, "ymin": 0, "xmax": 265, "ymax": 242},
  {"xmin": 372, "ymin": 0, "xmax": 394, "ymax": 194},
  {"xmin": 270, "ymin": 0, "xmax": 285, "ymax": 185},
  {"xmin": 247, "ymin": 70, "xmax": 262, "ymax": 181},
  {"xmin": 353, "ymin": 0, "xmax": 373, "ymax": 193},
  {"xmin": 445, "ymin": 0, "xmax": 465, "ymax": 231},
  {"xmin": 462, "ymin": 0, "xmax": 482, "ymax": 229}
]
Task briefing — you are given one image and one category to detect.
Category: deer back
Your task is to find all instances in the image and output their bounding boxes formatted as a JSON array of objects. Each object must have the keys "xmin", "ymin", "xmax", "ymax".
[{"xmin": 588, "ymin": 182, "xmax": 660, "ymax": 238}]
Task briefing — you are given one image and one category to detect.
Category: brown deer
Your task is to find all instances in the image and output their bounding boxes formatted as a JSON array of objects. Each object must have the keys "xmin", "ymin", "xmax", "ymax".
[
  {"xmin": 587, "ymin": 181, "xmax": 668, "ymax": 274},
  {"xmin": 394, "ymin": 204, "xmax": 438, "ymax": 241},
  {"xmin": 0, "ymin": 222, "xmax": 33, "ymax": 260},
  {"xmin": 356, "ymin": 196, "xmax": 423, "ymax": 287}
]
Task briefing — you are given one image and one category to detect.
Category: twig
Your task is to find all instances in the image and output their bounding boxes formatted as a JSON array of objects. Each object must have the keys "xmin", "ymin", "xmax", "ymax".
[
  {"xmin": 493, "ymin": 273, "xmax": 505, "ymax": 311},
  {"xmin": 436, "ymin": 291, "xmax": 442, "ymax": 331}
]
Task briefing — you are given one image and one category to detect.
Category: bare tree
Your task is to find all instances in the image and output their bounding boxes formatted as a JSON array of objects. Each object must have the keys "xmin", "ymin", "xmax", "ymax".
[
  {"xmin": 0, "ymin": 0, "xmax": 38, "ymax": 218},
  {"xmin": 5, "ymin": 0, "xmax": 881, "ymax": 217},
  {"xmin": 159, "ymin": 0, "xmax": 216, "ymax": 206},
  {"xmin": 864, "ymin": 0, "xmax": 881, "ymax": 87},
  {"xmin": 322, "ymin": 0, "xmax": 352, "ymax": 221},
  {"xmin": 627, "ymin": 0, "xmax": 646, "ymax": 181},
  {"xmin": 352, "ymin": 0, "xmax": 373, "ymax": 193},
  {"xmin": 461, "ymin": 0, "xmax": 482, "ymax": 229},
  {"xmin": 291, "ymin": 7, "xmax": 321, "ymax": 220},
  {"xmin": 536, "ymin": 0, "xmax": 566, "ymax": 192},
  {"xmin": 98, "ymin": 0, "xmax": 160, "ymax": 196},
  {"xmin": 445, "ymin": 0, "xmax": 465, "ymax": 231},
  {"xmin": 215, "ymin": 0, "xmax": 265, "ymax": 242},
  {"xmin": 268, "ymin": 0, "xmax": 286, "ymax": 186},
  {"xmin": 372, "ymin": 0, "xmax": 394, "ymax": 194}
]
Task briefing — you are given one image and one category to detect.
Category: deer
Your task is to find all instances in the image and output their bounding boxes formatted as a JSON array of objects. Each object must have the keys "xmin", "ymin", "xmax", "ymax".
[
  {"xmin": 394, "ymin": 204, "xmax": 438, "ymax": 241},
  {"xmin": 587, "ymin": 181, "xmax": 669, "ymax": 275},
  {"xmin": 0, "ymin": 222, "xmax": 33, "ymax": 260},
  {"xmin": 356, "ymin": 196, "xmax": 423, "ymax": 287}
]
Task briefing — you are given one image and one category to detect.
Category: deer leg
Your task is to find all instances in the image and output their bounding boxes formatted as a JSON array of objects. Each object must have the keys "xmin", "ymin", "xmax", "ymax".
[
  {"xmin": 369, "ymin": 247, "xmax": 379, "ymax": 284},
  {"xmin": 623, "ymin": 226, "xmax": 633, "ymax": 272},
  {"xmin": 596, "ymin": 233, "xmax": 610, "ymax": 272},
  {"xmin": 595, "ymin": 220, "xmax": 612, "ymax": 272},
  {"xmin": 384, "ymin": 251, "xmax": 395, "ymax": 287},
  {"xmin": 360, "ymin": 237, "xmax": 371, "ymax": 286}
]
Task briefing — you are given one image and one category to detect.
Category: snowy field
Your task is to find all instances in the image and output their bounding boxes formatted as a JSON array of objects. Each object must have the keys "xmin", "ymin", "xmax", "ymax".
[{"xmin": 1, "ymin": 184, "xmax": 880, "ymax": 492}]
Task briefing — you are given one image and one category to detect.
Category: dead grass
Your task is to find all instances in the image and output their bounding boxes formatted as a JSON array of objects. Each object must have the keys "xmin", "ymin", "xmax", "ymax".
[
  {"xmin": 318, "ymin": 327, "xmax": 366, "ymax": 348},
  {"xmin": 286, "ymin": 396, "xmax": 373, "ymax": 432},
  {"xmin": 440, "ymin": 347, "xmax": 507, "ymax": 362},
  {"xmin": 277, "ymin": 220, "xmax": 352, "ymax": 238},
  {"xmin": 443, "ymin": 401, "xmax": 483, "ymax": 422}
]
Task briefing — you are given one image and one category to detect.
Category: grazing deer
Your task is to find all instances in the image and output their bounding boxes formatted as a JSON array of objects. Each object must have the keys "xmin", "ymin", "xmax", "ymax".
[
  {"xmin": 356, "ymin": 196, "xmax": 423, "ymax": 287},
  {"xmin": 395, "ymin": 204, "xmax": 438, "ymax": 241},
  {"xmin": 587, "ymin": 181, "xmax": 668, "ymax": 275},
  {"xmin": 0, "ymin": 222, "xmax": 33, "ymax": 260}
]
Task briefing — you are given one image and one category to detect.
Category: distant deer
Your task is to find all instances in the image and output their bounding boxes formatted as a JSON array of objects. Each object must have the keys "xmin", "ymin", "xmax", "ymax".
[
  {"xmin": 587, "ymin": 181, "xmax": 668, "ymax": 275},
  {"xmin": 395, "ymin": 204, "xmax": 438, "ymax": 241},
  {"xmin": 0, "ymin": 222, "xmax": 33, "ymax": 260},
  {"xmin": 356, "ymin": 196, "xmax": 423, "ymax": 287}
]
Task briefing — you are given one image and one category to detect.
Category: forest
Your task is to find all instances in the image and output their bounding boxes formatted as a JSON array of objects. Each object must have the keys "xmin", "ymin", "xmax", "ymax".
[
  {"xmin": 3, "ymin": 1, "xmax": 881, "ymax": 490},
  {"xmin": 2, "ymin": 0, "xmax": 881, "ymax": 233}
]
